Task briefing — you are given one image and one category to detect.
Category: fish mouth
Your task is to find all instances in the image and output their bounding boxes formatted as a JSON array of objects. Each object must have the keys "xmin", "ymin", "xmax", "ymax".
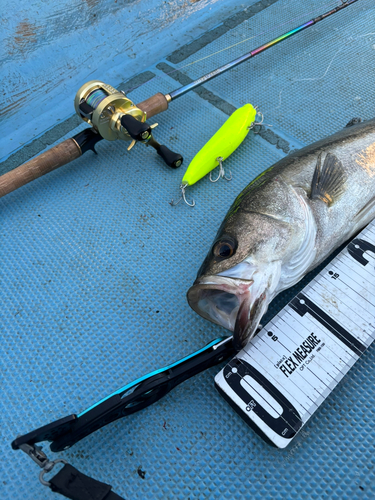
[{"xmin": 187, "ymin": 275, "xmax": 267, "ymax": 350}]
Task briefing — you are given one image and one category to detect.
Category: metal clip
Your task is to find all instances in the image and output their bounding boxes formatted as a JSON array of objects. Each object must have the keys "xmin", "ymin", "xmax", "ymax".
[
  {"xmin": 19, "ymin": 442, "xmax": 67, "ymax": 487},
  {"xmin": 19, "ymin": 442, "xmax": 49, "ymax": 467}
]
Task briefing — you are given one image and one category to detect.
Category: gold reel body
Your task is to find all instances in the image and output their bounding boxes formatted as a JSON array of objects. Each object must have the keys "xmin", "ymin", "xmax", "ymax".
[{"xmin": 74, "ymin": 81, "xmax": 146, "ymax": 142}]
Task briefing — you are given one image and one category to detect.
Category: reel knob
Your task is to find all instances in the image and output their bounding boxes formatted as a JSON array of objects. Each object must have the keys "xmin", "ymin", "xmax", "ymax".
[
  {"xmin": 149, "ymin": 140, "xmax": 183, "ymax": 169},
  {"xmin": 121, "ymin": 114, "xmax": 183, "ymax": 169},
  {"xmin": 74, "ymin": 81, "xmax": 183, "ymax": 169}
]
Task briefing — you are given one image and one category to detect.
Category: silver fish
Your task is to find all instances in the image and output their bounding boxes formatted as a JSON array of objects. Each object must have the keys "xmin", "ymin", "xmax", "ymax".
[{"xmin": 187, "ymin": 119, "xmax": 375, "ymax": 351}]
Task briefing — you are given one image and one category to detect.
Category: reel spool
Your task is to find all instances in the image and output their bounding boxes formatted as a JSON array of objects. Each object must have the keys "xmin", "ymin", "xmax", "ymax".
[
  {"xmin": 75, "ymin": 81, "xmax": 145, "ymax": 142},
  {"xmin": 74, "ymin": 81, "xmax": 183, "ymax": 168}
]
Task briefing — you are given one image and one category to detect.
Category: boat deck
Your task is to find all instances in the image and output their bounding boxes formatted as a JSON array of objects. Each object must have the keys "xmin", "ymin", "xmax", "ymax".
[{"xmin": 1, "ymin": 0, "xmax": 375, "ymax": 498}]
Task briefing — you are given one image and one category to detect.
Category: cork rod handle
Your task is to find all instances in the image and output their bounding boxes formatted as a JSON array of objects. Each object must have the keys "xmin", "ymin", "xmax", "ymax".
[
  {"xmin": 137, "ymin": 93, "xmax": 169, "ymax": 118},
  {"xmin": 0, "ymin": 139, "xmax": 82, "ymax": 198},
  {"xmin": 0, "ymin": 93, "xmax": 170, "ymax": 198}
]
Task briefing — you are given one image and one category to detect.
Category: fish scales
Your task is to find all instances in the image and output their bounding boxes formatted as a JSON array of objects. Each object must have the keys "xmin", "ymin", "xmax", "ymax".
[{"xmin": 187, "ymin": 119, "xmax": 375, "ymax": 351}]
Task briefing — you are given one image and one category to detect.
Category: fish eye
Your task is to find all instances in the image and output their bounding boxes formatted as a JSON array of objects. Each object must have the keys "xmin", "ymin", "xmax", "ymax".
[{"xmin": 213, "ymin": 238, "xmax": 237, "ymax": 259}]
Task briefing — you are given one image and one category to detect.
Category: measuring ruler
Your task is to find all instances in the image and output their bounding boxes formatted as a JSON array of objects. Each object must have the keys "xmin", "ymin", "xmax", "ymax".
[{"xmin": 215, "ymin": 220, "xmax": 375, "ymax": 448}]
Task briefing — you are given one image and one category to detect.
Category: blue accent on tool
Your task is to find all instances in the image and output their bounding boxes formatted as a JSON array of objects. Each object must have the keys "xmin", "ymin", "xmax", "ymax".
[
  {"xmin": 12, "ymin": 336, "xmax": 234, "ymax": 452},
  {"xmin": 78, "ymin": 336, "xmax": 231, "ymax": 416}
]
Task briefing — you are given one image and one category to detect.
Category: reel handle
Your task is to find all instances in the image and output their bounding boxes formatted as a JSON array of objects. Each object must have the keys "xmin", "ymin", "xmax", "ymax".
[
  {"xmin": 121, "ymin": 114, "xmax": 183, "ymax": 169},
  {"xmin": 0, "ymin": 93, "xmax": 171, "ymax": 198},
  {"xmin": 120, "ymin": 114, "xmax": 151, "ymax": 142}
]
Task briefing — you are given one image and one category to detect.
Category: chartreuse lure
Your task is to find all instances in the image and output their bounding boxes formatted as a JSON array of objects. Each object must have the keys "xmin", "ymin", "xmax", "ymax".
[{"xmin": 170, "ymin": 103, "xmax": 257, "ymax": 206}]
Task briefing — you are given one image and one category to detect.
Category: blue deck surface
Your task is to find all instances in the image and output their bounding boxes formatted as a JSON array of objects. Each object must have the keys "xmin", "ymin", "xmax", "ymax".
[{"xmin": 1, "ymin": 0, "xmax": 375, "ymax": 498}]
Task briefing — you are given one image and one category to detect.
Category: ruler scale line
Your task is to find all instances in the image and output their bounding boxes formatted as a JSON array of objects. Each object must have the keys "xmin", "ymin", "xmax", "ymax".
[
  {"xmin": 257, "ymin": 326, "xmax": 323, "ymax": 405},
  {"xmin": 331, "ymin": 267, "xmax": 375, "ymax": 309},
  {"xmin": 320, "ymin": 272, "xmax": 375, "ymax": 315},
  {"xmin": 290, "ymin": 294, "xmax": 366, "ymax": 355},
  {"xmin": 281, "ymin": 310, "xmax": 353, "ymax": 366},
  {"xmin": 313, "ymin": 278, "xmax": 374, "ymax": 334},
  {"xmin": 285, "ymin": 309, "xmax": 356, "ymax": 364},
  {"xmin": 215, "ymin": 221, "xmax": 375, "ymax": 448},
  {"xmin": 339, "ymin": 254, "xmax": 375, "ymax": 290},
  {"xmin": 246, "ymin": 344, "xmax": 313, "ymax": 415}
]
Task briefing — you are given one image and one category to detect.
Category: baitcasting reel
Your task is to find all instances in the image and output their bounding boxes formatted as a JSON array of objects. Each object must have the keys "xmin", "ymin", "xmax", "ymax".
[{"xmin": 74, "ymin": 81, "xmax": 183, "ymax": 168}]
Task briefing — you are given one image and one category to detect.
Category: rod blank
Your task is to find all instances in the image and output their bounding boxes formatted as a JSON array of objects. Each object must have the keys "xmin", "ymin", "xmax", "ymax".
[{"xmin": 169, "ymin": 0, "xmax": 358, "ymax": 101}]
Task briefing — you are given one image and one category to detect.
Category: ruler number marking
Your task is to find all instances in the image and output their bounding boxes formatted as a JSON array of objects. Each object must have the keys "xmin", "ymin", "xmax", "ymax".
[{"xmin": 216, "ymin": 222, "xmax": 375, "ymax": 447}]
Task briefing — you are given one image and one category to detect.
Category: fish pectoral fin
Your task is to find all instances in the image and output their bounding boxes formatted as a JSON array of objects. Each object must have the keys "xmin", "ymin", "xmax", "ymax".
[{"xmin": 310, "ymin": 152, "xmax": 346, "ymax": 206}]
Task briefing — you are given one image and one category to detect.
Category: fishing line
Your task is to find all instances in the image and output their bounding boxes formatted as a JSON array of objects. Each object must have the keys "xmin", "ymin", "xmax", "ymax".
[
  {"xmin": 263, "ymin": 29, "xmax": 373, "ymax": 116},
  {"xmin": 291, "ymin": 47, "xmax": 343, "ymax": 82},
  {"xmin": 124, "ymin": 0, "xmax": 362, "ymax": 96},
  {"xmin": 178, "ymin": 0, "xmax": 344, "ymax": 70},
  {"xmin": 85, "ymin": 89, "xmax": 108, "ymax": 109},
  {"xmin": 0, "ymin": 0, "xmax": 365, "ymax": 198}
]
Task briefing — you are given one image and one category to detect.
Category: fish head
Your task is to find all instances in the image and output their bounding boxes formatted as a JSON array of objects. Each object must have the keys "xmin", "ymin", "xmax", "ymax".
[{"xmin": 187, "ymin": 208, "xmax": 302, "ymax": 350}]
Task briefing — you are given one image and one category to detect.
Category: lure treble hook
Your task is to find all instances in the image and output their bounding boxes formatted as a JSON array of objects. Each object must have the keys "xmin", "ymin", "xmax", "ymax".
[
  {"xmin": 248, "ymin": 109, "xmax": 273, "ymax": 133},
  {"xmin": 209, "ymin": 157, "xmax": 232, "ymax": 183},
  {"xmin": 169, "ymin": 184, "xmax": 196, "ymax": 207}
]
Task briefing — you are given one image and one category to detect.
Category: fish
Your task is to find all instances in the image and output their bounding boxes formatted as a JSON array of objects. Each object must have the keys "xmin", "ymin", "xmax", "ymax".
[{"xmin": 187, "ymin": 118, "xmax": 375, "ymax": 351}]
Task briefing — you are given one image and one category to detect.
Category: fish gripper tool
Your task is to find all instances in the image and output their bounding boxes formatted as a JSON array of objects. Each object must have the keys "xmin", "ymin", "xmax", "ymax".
[{"xmin": 11, "ymin": 336, "xmax": 234, "ymax": 499}]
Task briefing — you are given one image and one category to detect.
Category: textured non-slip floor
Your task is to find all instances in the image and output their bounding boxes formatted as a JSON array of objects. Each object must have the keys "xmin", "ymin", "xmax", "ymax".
[{"xmin": 1, "ymin": 0, "xmax": 375, "ymax": 498}]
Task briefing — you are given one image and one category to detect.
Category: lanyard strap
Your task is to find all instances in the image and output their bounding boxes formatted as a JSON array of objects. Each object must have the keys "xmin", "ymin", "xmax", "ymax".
[{"xmin": 49, "ymin": 463, "xmax": 125, "ymax": 500}]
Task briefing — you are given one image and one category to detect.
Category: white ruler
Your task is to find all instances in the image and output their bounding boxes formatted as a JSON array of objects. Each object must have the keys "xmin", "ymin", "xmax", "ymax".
[{"xmin": 215, "ymin": 221, "xmax": 375, "ymax": 448}]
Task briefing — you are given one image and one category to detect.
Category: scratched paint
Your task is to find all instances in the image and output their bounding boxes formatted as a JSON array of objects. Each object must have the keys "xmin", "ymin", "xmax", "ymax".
[
  {"xmin": 8, "ymin": 20, "xmax": 41, "ymax": 57},
  {"xmin": 0, "ymin": 0, "xmax": 255, "ymax": 159}
]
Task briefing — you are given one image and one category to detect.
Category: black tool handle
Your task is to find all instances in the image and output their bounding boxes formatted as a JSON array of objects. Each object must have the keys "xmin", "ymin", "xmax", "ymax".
[
  {"xmin": 12, "ymin": 337, "xmax": 234, "ymax": 453},
  {"xmin": 50, "ymin": 337, "xmax": 232, "ymax": 451}
]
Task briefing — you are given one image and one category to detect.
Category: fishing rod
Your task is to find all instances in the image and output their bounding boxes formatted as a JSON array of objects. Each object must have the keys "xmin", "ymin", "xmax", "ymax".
[{"xmin": 0, "ymin": 0, "xmax": 358, "ymax": 199}]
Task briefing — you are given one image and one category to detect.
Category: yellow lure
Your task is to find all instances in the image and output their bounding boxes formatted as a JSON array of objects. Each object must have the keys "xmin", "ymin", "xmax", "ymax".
[{"xmin": 182, "ymin": 103, "xmax": 257, "ymax": 187}]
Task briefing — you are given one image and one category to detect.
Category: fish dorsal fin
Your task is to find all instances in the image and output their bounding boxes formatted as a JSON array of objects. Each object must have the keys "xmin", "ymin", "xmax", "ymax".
[{"xmin": 310, "ymin": 152, "xmax": 346, "ymax": 206}]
